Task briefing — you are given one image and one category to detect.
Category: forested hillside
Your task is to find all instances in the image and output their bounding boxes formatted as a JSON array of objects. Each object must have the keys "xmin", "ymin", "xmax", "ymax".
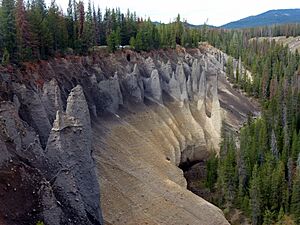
[
  {"xmin": 204, "ymin": 25, "xmax": 300, "ymax": 224},
  {"xmin": 221, "ymin": 9, "xmax": 300, "ymax": 29}
]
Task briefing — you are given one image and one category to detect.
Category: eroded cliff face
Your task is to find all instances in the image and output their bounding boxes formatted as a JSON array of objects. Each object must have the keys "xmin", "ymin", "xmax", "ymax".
[{"xmin": 0, "ymin": 44, "xmax": 258, "ymax": 225}]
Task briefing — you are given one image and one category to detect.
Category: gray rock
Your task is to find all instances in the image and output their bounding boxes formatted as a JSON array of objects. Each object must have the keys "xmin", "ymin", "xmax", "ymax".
[
  {"xmin": 66, "ymin": 85, "xmax": 91, "ymax": 135},
  {"xmin": 98, "ymin": 73, "xmax": 123, "ymax": 113},
  {"xmin": 168, "ymin": 72, "xmax": 181, "ymax": 100},
  {"xmin": 42, "ymin": 79, "xmax": 63, "ymax": 123},
  {"xmin": 13, "ymin": 94, "xmax": 21, "ymax": 111},
  {"xmin": 121, "ymin": 65, "xmax": 144, "ymax": 103},
  {"xmin": 0, "ymin": 102, "xmax": 46, "ymax": 168},
  {"xmin": 144, "ymin": 57, "xmax": 157, "ymax": 76},
  {"xmin": 0, "ymin": 102, "xmax": 22, "ymax": 151},
  {"xmin": 199, "ymin": 70, "xmax": 207, "ymax": 100},
  {"xmin": 187, "ymin": 74, "xmax": 193, "ymax": 100},
  {"xmin": 144, "ymin": 69, "xmax": 163, "ymax": 103},
  {"xmin": 191, "ymin": 59, "xmax": 201, "ymax": 93},
  {"xmin": 45, "ymin": 85, "xmax": 103, "ymax": 225},
  {"xmin": 0, "ymin": 102, "xmax": 64, "ymax": 225},
  {"xmin": 13, "ymin": 83, "xmax": 51, "ymax": 148},
  {"xmin": 175, "ymin": 62, "xmax": 188, "ymax": 101},
  {"xmin": 183, "ymin": 62, "xmax": 191, "ymax": 77},
  {"xmin": 161, "ymin": 60, "xmax": 172, "ymax": 82},
  {"xmin": 41, "ymin": 185, "xmax": 63, "ymax": 225},
  {"xmin": 0, "ymin": 138, "xmax": 11, "ymax": 166}
]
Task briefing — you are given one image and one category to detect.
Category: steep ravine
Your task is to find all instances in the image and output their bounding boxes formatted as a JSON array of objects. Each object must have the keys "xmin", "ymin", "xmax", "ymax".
[{"xmin": 0, "ymin": 44, "xmax": 258, "ymax": 225}]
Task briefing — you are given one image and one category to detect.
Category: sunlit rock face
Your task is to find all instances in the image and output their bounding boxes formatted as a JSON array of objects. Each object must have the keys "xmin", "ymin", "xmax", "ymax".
[{"xmin": 0, "ymin": 44, "xmax": 258, "ymax": 225}]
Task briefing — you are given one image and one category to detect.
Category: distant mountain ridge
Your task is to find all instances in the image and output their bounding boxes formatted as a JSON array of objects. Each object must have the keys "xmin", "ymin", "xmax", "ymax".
[{"xmin": 221, "ymin": 9, "xmax": 300, "ymax": 29}]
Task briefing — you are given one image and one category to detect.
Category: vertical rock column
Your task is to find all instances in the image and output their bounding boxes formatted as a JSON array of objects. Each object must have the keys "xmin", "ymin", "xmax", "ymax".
[{"xmin": 45, "ymin": 85, "xmax": 103, "ymax": 225}]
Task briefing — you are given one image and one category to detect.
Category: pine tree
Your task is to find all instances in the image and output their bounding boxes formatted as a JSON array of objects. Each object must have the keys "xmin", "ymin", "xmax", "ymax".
[
  {"xmin": 77, "ymin": 1, "xmax": 84, "ymax": 38},
  {"xmin": 66, "ymin": 0, "xmax": 75, "ymax": 48},
  {"xmin": 129, "ymin": 36, "xmax": 135, "ymax": 49},
  {"xmin": 270, "ymin": 161, "xmax": 285, "ymax": 212},
  {"xmin": 276, "ymin": 207, "xmax": 284, "ymax": 223},
  {"xmin": 250, "ymin": 164, "xmax": 262, "ymax": 225},
  {"xmin": 133, "ymin": 31, "xmax": 143, "ymax": 51},
  {"xmin": 74, "ymin": 0, "xmax": 84, "ymax": 53},
  {"xmin": 27, "ymin": 0, "xmax": 52, "ymax": 58},
  {"xmin": 92, "ymin": 4, "xmax": 98, "ymax": 45},
  {"xmin": 291, "ymin": 170, "xmax": 300, "ymax": 224},
  {"xmin": 291, "ymin": 130, "xmax": 299, "ymax": 162},
  {"xmin": 258, "ymin": 118, "xmax": 268, "ymax": 162},
  {"xmin": 174, "ymin": 14, "xmax": 183, "ymax": 45},
  {"xmin": 217, "ymin": 134, "xmax": 238, "ymax": 207},
  {"xmin": 0, "ymin": 0, "xmax": 16, "ymax": 61},
  {"xmin": 263, "ymin": 209, "xmax": 275, "ymax": 225},
  {"xmin": 82, "ymin": 0, "xmax": 95, "ymax": 50},
  {"xmin": 2, "ymin": 48, "xmax": 10, "ymax": 65},
  {"xmin": 226, "ymin": 57, "xmax": 234, "ymax": 81},
  {"xmin": 15, "ymin": 0, "xmax": 33, "ymax": 60},
  {"xmin": 107, "ymin": 27, "xmax": 120, "ymax": 52},
  {"xmin": 47, "ymin": 0, "xmax": 60, "ymax": 52},
  {"xmin": 206, "ymin": 154, "xmax": 218, "ymax": 190},
  {"xmin": 271, "ymin": 129, "xmax": 279, "ymax": 159}
]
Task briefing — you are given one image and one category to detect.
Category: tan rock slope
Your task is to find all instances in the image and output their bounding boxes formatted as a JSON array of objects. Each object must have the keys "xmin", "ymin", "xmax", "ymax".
[
  {"xmin": 0, "ymin": 44, "xmax": 258, "ymax": 225},
  {"xmin": 92, "ymin": 46, "xmax": 259, "ymax": 225}
]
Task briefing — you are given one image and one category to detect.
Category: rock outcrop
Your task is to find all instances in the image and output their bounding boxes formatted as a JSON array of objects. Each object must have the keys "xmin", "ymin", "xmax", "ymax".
[
  {"xmin": 42, "ymin": 79, "xmax": 63, "ymax": 123},
  {"xmin": 0, "ymin": 86, "xmax": 103, "ymax": 225},
  {"xmin": 0, "ymin": 44, "xmax": 259, "ymax": 225},
  {"xmin": 98, "ymin": 73, "xmax": 123, "ymax": 113},
  {"xmin": 45, "ymin": 85, "xmax": 102, "ymax": 225}
]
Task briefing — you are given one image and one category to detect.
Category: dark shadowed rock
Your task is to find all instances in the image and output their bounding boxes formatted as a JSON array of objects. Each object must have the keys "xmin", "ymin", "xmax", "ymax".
[
  {"xmin": 0, "ymin": 102, "xmax": 60, "ymax": 225},
  {"xmin": 121, "ymin": 65, "xmax": 144, "ymax": 103},
  {"xmin": 0, "ymin": 102, "xmax": 46, "ymax": 168},
  {"xmin": 45, "ymin": 85, "xmax": 103, "ymax": 225},
  {"xmin": 12, "ymin": 83, "xmax": 51, "ymax": 148}
]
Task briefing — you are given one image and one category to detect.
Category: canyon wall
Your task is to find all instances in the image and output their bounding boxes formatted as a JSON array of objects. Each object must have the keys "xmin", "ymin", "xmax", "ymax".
[{"xmin": 0, "ymin": 44, "xmax": 258, "ymax": 225}]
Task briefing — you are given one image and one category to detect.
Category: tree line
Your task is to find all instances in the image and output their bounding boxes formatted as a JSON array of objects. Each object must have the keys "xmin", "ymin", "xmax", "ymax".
[{"xmin": 0, "ymin": 0, "xmax": 200, "ymax": 64}]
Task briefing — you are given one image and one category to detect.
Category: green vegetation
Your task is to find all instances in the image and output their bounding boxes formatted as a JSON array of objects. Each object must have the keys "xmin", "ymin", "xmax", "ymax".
[
  {"xmin": 36, "ymin": 221, "xmax": 44, "ymax": 225},
  {"xmin": 205, "ymin": 155, "xmax": 218, "ymax": 191},
  {"xmin": 0, "ymin": 0, "xmax": 200, "ymax": 63},
  {"xmin": 204, "ymin": 25, "xmax": 300, "ymax": 224},
  {"xmin": 1, "ymin": 1, "xmax": 299, "ymax": 64}
]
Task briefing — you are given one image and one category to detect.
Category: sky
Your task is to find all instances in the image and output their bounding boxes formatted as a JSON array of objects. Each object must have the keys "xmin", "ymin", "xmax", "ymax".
[{"xmin": 48, "ymin": 0, "xmax": 300, "ymax": 26}]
